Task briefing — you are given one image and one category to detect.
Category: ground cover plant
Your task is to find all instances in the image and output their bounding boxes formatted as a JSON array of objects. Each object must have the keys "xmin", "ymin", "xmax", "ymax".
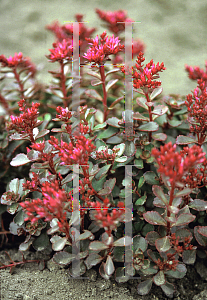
[{"xmin": 0, "ymin": 8, "xmax": 207, "ymax": 298}]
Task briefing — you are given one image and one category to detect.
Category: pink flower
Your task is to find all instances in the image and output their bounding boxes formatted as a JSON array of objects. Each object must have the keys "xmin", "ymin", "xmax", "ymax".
[
  {"xmin": 20, "ymin": 180, "xmax": 72, "ymax": 237},
  {"xmin": 90, "ymin": 198, "xmax": 125, "ymax": 236},
  {"xmin": 47, "ymin": 39, "xmax": 73, "ymax": 62},
  {"xmin": 83, "ymin": 31, "xmax": 124, "ymax": 66},
  {"xmin": 7, "ymin": 99, "xmax": 40, "ymax": 142},
  {"xmin": 0, "ymin": 52, "xmax": 36, "ymax": 77},
  {"xmin": 151, "ymin": 142, "xmax": 206, "ymax": 185},
  {"xmin": 49, "ymin": 134, "xmax": 96, "ymax": 166},
  {"xmin": 121, "ymin": 52, "xmax": 166, "ymax": 94},
  {"xmin": 185, "ymin": 61, "xmax": 207, "ymax": 86},
  {"xmin": 96, "ymin": 8, "xmax": 134, "ymax": 34},
  {"xmin": 185, "ymin": 79, "xmax": 207, "ymax": 145}
]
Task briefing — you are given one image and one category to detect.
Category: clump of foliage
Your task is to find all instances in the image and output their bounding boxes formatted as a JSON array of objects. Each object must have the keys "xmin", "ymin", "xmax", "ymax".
[{"xmin": 0, "ymin": 8, "xmax": 207, "ymax": 298}]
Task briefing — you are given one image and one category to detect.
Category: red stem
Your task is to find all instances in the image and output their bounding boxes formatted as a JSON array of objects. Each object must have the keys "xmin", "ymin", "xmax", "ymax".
[
  {"xmin": 99, "ymin": 65, "xmax": 108, "ymax": 122},
  {"xmin": 60, "ymin": 61, "xmax": 67, "ymax": 107},
  {"xmin": 145, "ymin": 93, "xmax": 152, "ymax": 142},
  {"xmin": 167, "ymin": 181, "xmax": 175, "ymax": 235},
  {"xmin": 13, "ymin": 68, "xmax": 25, "ymax": 100}
]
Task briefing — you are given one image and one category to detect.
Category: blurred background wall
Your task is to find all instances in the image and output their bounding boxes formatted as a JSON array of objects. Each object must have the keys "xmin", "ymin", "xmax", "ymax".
[{"xmin": 0, "ymin": 0, "xmax": 206, "ymax": 96}]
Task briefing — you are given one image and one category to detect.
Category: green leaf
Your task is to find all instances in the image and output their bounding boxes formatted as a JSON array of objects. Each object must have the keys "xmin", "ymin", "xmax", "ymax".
[
  {"xmin": 143, "ymin": 171, "xmax": 159, "ymax": 185},
  {"xmin": 188, "ymin": 199, "xmax": 207, "ymax": 211},
  {"xmin": 113, "ymin": 143, "xmax": 125, "ymax": 157},
  {"xmin": 124, "ymin": 140, "xmax": 136, "ymax": 157},
  {"xmin": 115, "ymin": 156, "xmax": 128, "ymax": 163},
  {"xmin": 91, "ymin": 176, "xmax": 105, "ymax": 192},
  {"xmin": 32, "ymin": 231, "xmax": 49, "ymax": 251},
  {"xmin": 7, "ymin": 203, "xmax": 19, "ymax": 214},
  {"xmin": 96, "ymin": 126, "xmax": 118, "ymax": 139},
  {"xmin": 152, "ymin": 105, "xmax": 168, "ymax": 119},
  {"xmin": 85, "ymin": 89, "xmax": 103, "ymax": 101},
  {"xmin": 89, "ymin": 241, "xmax": 108, "ymax": 251},
  {"xmin": 198, "ymin": 226, "xmax": 207, "ymax": 237},
  {"xmin": 136, "ymin": 97, "xmax": 148, "ymax": 110},
  {"xmin": 194, "ymin": 226, "xmax": 207, "ymax": 246},
  {"xmin": 168, "ymin": 118, "xmax": 182, "ymax": 127},
  {"xmin": 134, "ymin": 158, "xmax": 144, "ymax": 169},
  {"xmin": 175, "ymin": 188, "xmax": 193, "ymax": 198},
  {"xmin": 133, "ymin": 112, "xmax": 150, "ymax": 121},
  {"xmin": 138, "ymin": 176, "xmax": 145, "ymax": 189},
  {"xmin": 145, "ymin": 231, "xmax": 160, "ymax": 246},
  {"xmin": 143, "ymin": 211, "xmax": 167, "ymax": 226},
  {"xmin": 150, "ymin": 87, "xmax": 163, "ymax": 100},
  {"xmin": 160, "ymin": 282, "xmax": 175, "ymax": 298},
  {"xmin": 106, "ymin": 79, "xmax": 118, "ymax": 92},
  {"xmin": 152, "ymin": 132, "xmax": 167, "ymax": 141},
  {"xmin": 152, "ymin": 185, "xmax": 168, "ymax": 205},
  {"xmin": 51, "ymin": 236, "xmax": 68, "ymax": 251},
  {"xmin": 10, "ymin": 153, "xmax": 31, "ymax": 167},
  {"xmin": 84, "ymin": 253, "xmax": 103, "ymax": 269},
  {"xmin": 176, "ymin": 135, "xmax": 196, "ymax": 145},
  {"xmin": 87, "ymin": 70, "xmax": 101, "ymax": 80},
  {"xmin": 9, "ymin": 178, "xmax": 20, "ymax": 194},
  {"xmin": 105, "ymin": 255, "xmax": 115, "ymax": 276},
  {"xmin": 95, "ymin": 164, "xmax": 111, "ymax": 180},
  {"xmin": 135, "ymin": 193, "xmax": 147, "ymax": 205},
  {"xmin": 106, "ymin": 117, "xmax": 121, "ymax": 128},
  {"xmin": 93, "ymin": 122, "xmax": 107, "ymax": 130},
  {"xmin": 133, "ymin": 235, "xmax": 148, "ymax": 253},
  {"xmin": 137, "ymin": 279, "xmax": 153, "ymax": 295},
  {"xmin": 91, "ymin": 79, "xmax": 103, "ymax": 86},
  {"xmin": 153, "ymin": 270, "xmax": 166, "ymax": 286},
  {"xmin": 115, "ymin": 267, "xmax": 130, "ymax": 283},
  {"xmin": 165, "ymin": 263, "xmax": 187, "ymax": 279},
  {"xmin": 113, "ymin": 236, "xmax": 132, "ymax": 247},
  {"xmin": 104, "ymin": 178, "xmax": 116, "ymax": 192},
  {"xmin": 173, "ymin": 213, "xmax": 196, "ymax": 227},
  {"xmin": 105, "ymin": 68, "xmax": 120, "ymax": 77},
  {"xmin": 35, "ymin": 129, "xmax": 50, "ymax": 140},
  {"xmin": 95, "ymin": 109, "xmax": 104, "ymax": 123},
  {"xmin": 53, "ymin": 251, "xmax": 76, "ymax": 266},
  {"xmin": 108, "ymin": 96, "xmax": 124, "ymax": 110},
  {"xmin": 138, "ymin": 122, "xmax": 159, "ymax": 132},
  {"xmin": 182, "ymin": 249, "xmax": 196, "ymax": 264},
  {"xmin": 69, "ymin": 210, "xmax": 80, "ymax": 227},
  {"xmin": 155, "ymin": 236, "xmax": 171, "ymax": 252},
  {"xmin": 14, "ymin": 210, "xmax": 25, "ymax": 226}
]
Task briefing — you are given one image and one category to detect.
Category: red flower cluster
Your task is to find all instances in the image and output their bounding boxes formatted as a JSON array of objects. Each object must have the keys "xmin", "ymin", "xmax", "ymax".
[
  {"xmin": 170, "ymin": 233, "xmax": 195, "ymax": 254},
  {"xmin": 185, "ymin": 61, "xmax": 207, "ymax": 86},
  {"xmin": 7, "ymin": 99, "xmax": 40, "ymax": 143},
  {"xmin": 95, "ymin": 8, "xmax": 134, "ymax": 34},
  {"xmin": 0, "ymin": 52, "xmax": 36, "ymax": 77},
  {"xmin": 46, "ymin": 14, "xmax": 96, "ymax": 65},
  {"xmin": 20, "ymin": 180, "xmax": 71, "ymax": 237},
  {"xmin": 90, "ymin": 197, "xmax": 125, "ymax": 236},
  {"xmin": 22, "ymin": 172, "xmax": 41, "ymax": 193},
  {"xmin": 83, "ymin": 31, "xmax": 124, "ymax": 66},
  {"xmin": 49, "ymin": 134, "xmax": 96, "ymax": 166},
  {"xmin": 121, "ymin": 52, "xmax": 166, "ymax": 94},
  {"xmin": 46, "ymin": 14, "xmax": 96, "ymax": 44},
  {"xmin": 47, "ymin": 39, "xmax": 73, "ymax": 62},
  {"xmin": 55, "ymin": 106, "xmax": 72, "ymax": 122},
  {"xmin": 151, "ymin": 141, "xmax": 205, "ymax": 185},
  {"xmin": 185, "ymin": 79, "xmax": 207, "ymax": 145}
]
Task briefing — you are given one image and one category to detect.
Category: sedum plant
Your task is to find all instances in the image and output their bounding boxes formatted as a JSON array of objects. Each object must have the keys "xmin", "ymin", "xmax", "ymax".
[{"xmin": 0, "ymin": 8, "xmax": 207, "ymax": 298}]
